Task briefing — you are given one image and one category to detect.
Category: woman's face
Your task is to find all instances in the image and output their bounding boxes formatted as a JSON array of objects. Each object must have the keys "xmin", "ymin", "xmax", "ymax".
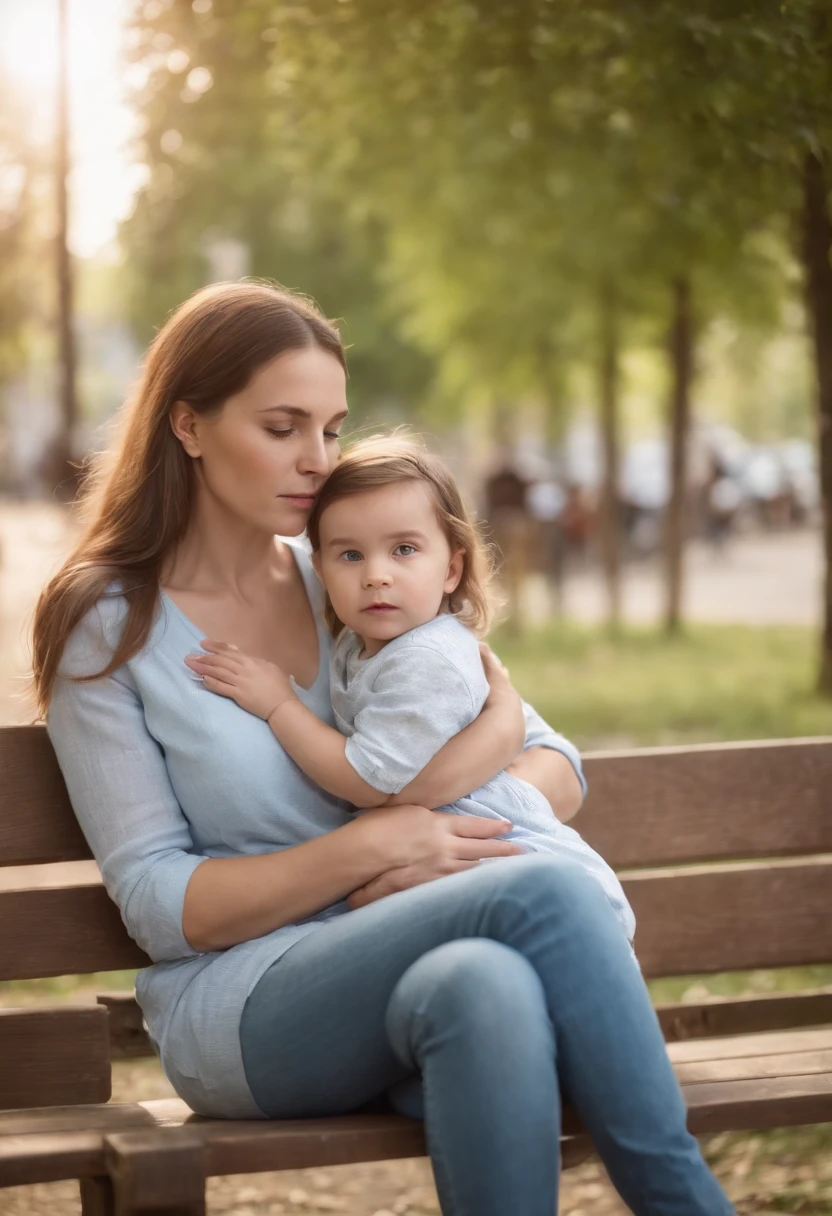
[{"xmin": 172, "ymin": 346, "xmax": 348, "ymax": 537}]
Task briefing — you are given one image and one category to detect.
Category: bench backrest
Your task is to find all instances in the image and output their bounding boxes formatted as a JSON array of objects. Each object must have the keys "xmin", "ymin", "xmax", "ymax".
[{"xmin": 2, "ymin": 726, "xmax": 831, "ymax": 1106}]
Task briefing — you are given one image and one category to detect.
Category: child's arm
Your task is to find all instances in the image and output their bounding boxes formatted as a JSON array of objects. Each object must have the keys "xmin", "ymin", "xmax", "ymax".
[{"xmin": 184, "ymin": 639, "xmax": 389, "ymax": 806}]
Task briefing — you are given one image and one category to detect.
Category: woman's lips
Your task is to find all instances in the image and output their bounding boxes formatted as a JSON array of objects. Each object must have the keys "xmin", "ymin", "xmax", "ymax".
[{"xmin": 280, "ymin": 494, "xmax": 316, "ymax": 509}]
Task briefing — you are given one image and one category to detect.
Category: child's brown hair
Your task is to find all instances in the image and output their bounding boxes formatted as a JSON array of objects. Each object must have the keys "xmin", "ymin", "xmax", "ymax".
[{"xmin": 307, "ymin": 435, "xmax": 495, "ymax": 638}]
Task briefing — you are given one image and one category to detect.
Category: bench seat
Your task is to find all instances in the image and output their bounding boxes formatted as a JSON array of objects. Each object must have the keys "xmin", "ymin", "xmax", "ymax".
[{"xmin": 2, "ymin": 1027, "xmax": 832, "ymax": 1189}]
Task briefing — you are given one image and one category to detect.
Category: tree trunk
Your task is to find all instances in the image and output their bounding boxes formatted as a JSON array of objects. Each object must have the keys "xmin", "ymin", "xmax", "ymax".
[
  {"xmin": 665, "ymin": 275, "xmax": 694, "ymax": 634},
  {"xmin": 53, "ymin": 0, "xmax": 79, "ymax": 499},
  {"xmin": 801, "ymin": 151, "xmax": 832, "ymax": 693},
  {"xmin": 599, "ymin": 282, "xmax": 622, "ymax": 628},
  {"xmin": 536, "ymin": 335, "xmax": 567, "ymax": 450}
]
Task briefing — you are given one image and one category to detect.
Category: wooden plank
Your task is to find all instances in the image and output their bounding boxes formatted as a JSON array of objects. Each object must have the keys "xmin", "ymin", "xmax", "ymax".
[
  {"xmin": 142, "ymin": 1105, "xmax": 430, "ymax": 1175},
  {"xmin": 683, "ymin": 1072, "xmax": 832, "ymax": 1134},
  {"xmin": 0, "ymin": 859, "xmax": 829, "ymax": 990},
  {"xmin": 675, "ymin": 1049, "xmax": 832, "ymax": 1084},
  {"xmin": 0, "ymin": 726, "xmax": 91, "ymax": 867},
  {"xmin": 0, "ymin": 1104, "xmax": 156, "ymax": 1139},
  {"xmin": 3, "ymin": 1067, "xmax": 832, "ymax": 1190},
  {"xmin": 0, "ymin": 885, "xmax": 149, "ymax": 981},
  {"xmin": 0, "ymin": 1007, "xmax": 111, "ymax": 1110},
  {"xmin": 666, "ymin": 1027, "xmax": 832, "ymax": 1065},
  {"xmin": 627, "ymin": 857, "xmax": 832, "ymax": 978},
  {"xmin": 0, "ymin": 1132, "xmax": 106, "ymax": 1187},
  {"xmin": 104, "ymin": 1130, "xmax": 206, "ymax": 1216},
  {"xmin": 581, "ymin": 737, "xmax": 832, "ymax": 869},
  {"xmin": 4, "ymin": 727, "xmax": 832, "ymax": 873},
  {"xmin": 95, "ymin": 988, "xmax": 832, "ymax": 1066},
  {"xmin": 657, "ymin": 989, "xmax": 832, "ymax": 1042},
  {"xmin": 97, "ymin": 993, "xmax": 153, "ymax": 1060}
]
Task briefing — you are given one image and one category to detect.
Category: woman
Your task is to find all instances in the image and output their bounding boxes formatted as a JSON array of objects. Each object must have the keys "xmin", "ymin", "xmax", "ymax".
[{"xmin": 33, "ymin": 282, "xmax": 732, "ymax": 1215}]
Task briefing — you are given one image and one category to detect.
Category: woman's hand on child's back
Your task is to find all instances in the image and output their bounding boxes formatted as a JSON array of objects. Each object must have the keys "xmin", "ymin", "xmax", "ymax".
[
  {"xmin": 479, "ymin": 643, "xmax": 526, "ymax": 756},
  {"xmin": 346, "ymin": 804, "xmax": 524, "ymax": 908},
  {"xmin": 184, "ymin": 639, "xmax": 296, "ymax": 720}
]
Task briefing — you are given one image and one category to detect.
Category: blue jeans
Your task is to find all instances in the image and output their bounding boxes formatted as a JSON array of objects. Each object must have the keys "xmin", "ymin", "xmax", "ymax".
[{"xmin": 240, "ymin": 855, "xmax": 733, "ymax": 1215}]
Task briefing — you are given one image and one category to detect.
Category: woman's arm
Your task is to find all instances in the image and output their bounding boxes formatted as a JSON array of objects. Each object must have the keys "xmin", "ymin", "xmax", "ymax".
[
  {"xmin": 506, "ymin": 747, "xmax": 584, "ymax": 822},
  {"xmin": 182, "ymin": 807, "xmax": 521, "ymax": 950}
]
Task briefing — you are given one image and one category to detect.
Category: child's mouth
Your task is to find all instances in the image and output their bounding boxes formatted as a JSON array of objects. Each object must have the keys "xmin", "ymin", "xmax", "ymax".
[{"xmin": 363, "ymin": 603, "xmax": 398, "ymax": 613}]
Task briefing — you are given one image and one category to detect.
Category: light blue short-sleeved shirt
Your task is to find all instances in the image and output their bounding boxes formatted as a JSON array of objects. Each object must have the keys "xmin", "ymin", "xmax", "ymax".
[
  {"xmin": 332, "ymin": 616, "xmax": 635, "ymax": 940},
  {"xmin": 46, "ymin": 543, "xmax": 590, "ymax": 1119}
]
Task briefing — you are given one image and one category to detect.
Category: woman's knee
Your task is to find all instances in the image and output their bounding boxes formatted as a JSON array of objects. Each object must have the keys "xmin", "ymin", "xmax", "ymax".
[
  {"xmin": 487, "ymin": 853, "xmax": 612, "ymax": 922},
  {"xmin": 385, "ymin": 938, "xmax": 548, "ymax": 1068}
]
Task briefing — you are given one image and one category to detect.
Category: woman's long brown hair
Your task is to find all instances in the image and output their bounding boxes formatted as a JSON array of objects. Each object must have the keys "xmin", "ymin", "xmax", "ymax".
[{"xmin": 31, "ymin": 281, "xmax": 346, "ymax": 718}]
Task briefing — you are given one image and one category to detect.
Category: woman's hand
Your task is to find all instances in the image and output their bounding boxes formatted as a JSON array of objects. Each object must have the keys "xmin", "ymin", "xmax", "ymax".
[
  {"xmin": 348, "ymin": 803, "xmax": 524, "ymax": 908},
  {"xmin": 479, "ymin": 643, "xmax": 527, "ymax": 757},
  {"xmin": 184, "ymin": 639, "xmax": 296, "ymax": 720}
]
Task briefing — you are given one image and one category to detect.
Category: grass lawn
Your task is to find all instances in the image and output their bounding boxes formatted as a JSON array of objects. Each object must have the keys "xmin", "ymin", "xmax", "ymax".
[{"xmin": 497, "ymin": 621, "xmax": 832, "ymax": 751}]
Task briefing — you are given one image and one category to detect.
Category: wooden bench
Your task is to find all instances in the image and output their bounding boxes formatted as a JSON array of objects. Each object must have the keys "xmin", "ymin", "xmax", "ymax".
[{"xmin": 2, "ymin": 726, "xmax": 832, "ymax": 1214}]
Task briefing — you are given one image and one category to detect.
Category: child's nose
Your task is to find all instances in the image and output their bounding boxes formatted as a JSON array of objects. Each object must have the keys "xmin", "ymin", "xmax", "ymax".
[{"xmin": 364, "ymin": 566, "xmax": 392, "ymax": 587}]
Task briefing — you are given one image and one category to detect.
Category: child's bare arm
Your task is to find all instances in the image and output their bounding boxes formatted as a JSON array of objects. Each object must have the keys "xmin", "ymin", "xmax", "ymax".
[{"xmin": 184, "ymin": 640, "xmax": 388, "ymax": 806}]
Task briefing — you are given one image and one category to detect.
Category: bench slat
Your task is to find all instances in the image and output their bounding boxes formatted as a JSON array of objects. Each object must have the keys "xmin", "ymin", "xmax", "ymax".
[
  {"xmin": 581, "ymin": 738, "xmax": 832, "ymax": 868},
  {"xmin": 666, "ymin": 1027, "xmax": 832, "ymax": 1064},
  {"xmin": 0, "ymin": 1008, "xmax": 111, "ymax": 1111},
  {"xmin": 0, "ymin": 886, "xmax": 149, "ymax": 980},
  {"xmin": 657, "ymin": 989, "xmax": 832, "ymax": 1042},
  {"xmin": 96, "ymin": 989, "xmax": 832, "ymax": 1061},
  {"xmin": 4, "ymin": 1065, "xmax": 832, "ymax": 1190},
  {"xmin": 0, "ymin": 727, "xmax": 90, "ymax": 867},
  {"xmin": 2, "ymin": 857, "xmax": 830, "ymax": 982},
  {"xmin": 675, "ymin": 1049, "xmax": 832, "ymax": 1084},
  {"xmin": 626, "ymin": 858, "xmax": 832, "ymax": 978},
  {"xmin": 682, "ymin": 1072, "xmax": 832, "ymax": 1134},
  {"xmin": 4, "ymin": 728, "xmax": 832, "ymax": 871}
]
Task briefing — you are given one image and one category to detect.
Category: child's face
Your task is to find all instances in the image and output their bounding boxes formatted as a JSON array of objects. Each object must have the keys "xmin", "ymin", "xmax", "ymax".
[{"xmin": 314, "ymin": 480, "xmax": 464, "ymax": 656}]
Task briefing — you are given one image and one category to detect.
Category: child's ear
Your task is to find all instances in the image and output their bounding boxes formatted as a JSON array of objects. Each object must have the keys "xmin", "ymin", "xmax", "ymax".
[{"xmin": 444, "ymin": 549, "xmax": 464, "ymax": 595}]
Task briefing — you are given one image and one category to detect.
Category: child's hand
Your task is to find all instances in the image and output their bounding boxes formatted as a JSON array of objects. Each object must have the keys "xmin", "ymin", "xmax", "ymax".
[{"xmin": 184, "ymin": 639, "xmax": 296, "ymax": 720}]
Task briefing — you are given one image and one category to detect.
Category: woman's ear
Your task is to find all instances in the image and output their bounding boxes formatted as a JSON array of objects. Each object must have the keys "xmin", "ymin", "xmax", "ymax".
[
  {"xmin": 169, "ymin": 402, "xmax": 202, "ymax": 459},
  {"xmin": 444, "ymin": 549, "xmax": 464, "ymax": 595}
]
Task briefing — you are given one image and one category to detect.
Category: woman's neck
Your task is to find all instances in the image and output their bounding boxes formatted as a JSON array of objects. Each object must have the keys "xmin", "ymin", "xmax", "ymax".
[{"xmin": 162, "ymin": 492, "xmax": 288, "ymax": 598}]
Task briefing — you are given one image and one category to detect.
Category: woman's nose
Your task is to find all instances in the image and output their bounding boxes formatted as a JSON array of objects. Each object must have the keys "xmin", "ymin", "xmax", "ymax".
[{"xmin": 298, "ymin": 433, "xmax": 331, "ymax": 476}]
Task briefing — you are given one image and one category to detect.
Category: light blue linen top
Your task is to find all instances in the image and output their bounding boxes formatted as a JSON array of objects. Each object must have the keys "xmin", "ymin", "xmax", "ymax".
[
  {"xmin": 332, "ymin": 615, "xmax": 634, "ymax": 939},
  {"xmin": 46, "ymin": 542, "xmax": 587, "ymax": 1119}
]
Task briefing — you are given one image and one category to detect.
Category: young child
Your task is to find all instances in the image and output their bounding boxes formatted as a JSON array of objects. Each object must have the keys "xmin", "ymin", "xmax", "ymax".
[{"xmin": 184, "ymin": 437, "xmax": 635, "ymax": 941}]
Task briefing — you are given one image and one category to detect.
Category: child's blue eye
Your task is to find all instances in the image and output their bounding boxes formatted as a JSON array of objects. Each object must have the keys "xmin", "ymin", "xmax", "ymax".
[
  {"xmin": 342, "ymin": 550, "xmax": 362, "ymax": 562},
  {"xmin": 395, "ymin": 544, "xmax": 417, "ymax": 556}
]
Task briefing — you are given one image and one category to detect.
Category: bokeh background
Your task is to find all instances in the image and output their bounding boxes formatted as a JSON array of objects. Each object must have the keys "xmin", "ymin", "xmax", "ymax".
[{"xmin": 1, "ymin": 1, "xmax": 832, "ymax": 1212}]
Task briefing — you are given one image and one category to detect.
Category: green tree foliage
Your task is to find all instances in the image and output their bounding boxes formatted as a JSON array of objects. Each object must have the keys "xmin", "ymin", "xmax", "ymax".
[{"xmin": 122, "ymin": 0, "xmax": 434, "ymax": 420}]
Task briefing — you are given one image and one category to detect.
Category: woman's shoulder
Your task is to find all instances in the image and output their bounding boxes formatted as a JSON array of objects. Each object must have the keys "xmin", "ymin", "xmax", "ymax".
[{"xmin": 58, "ymin": 585, "xmax": 135, "ymax": 678}]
